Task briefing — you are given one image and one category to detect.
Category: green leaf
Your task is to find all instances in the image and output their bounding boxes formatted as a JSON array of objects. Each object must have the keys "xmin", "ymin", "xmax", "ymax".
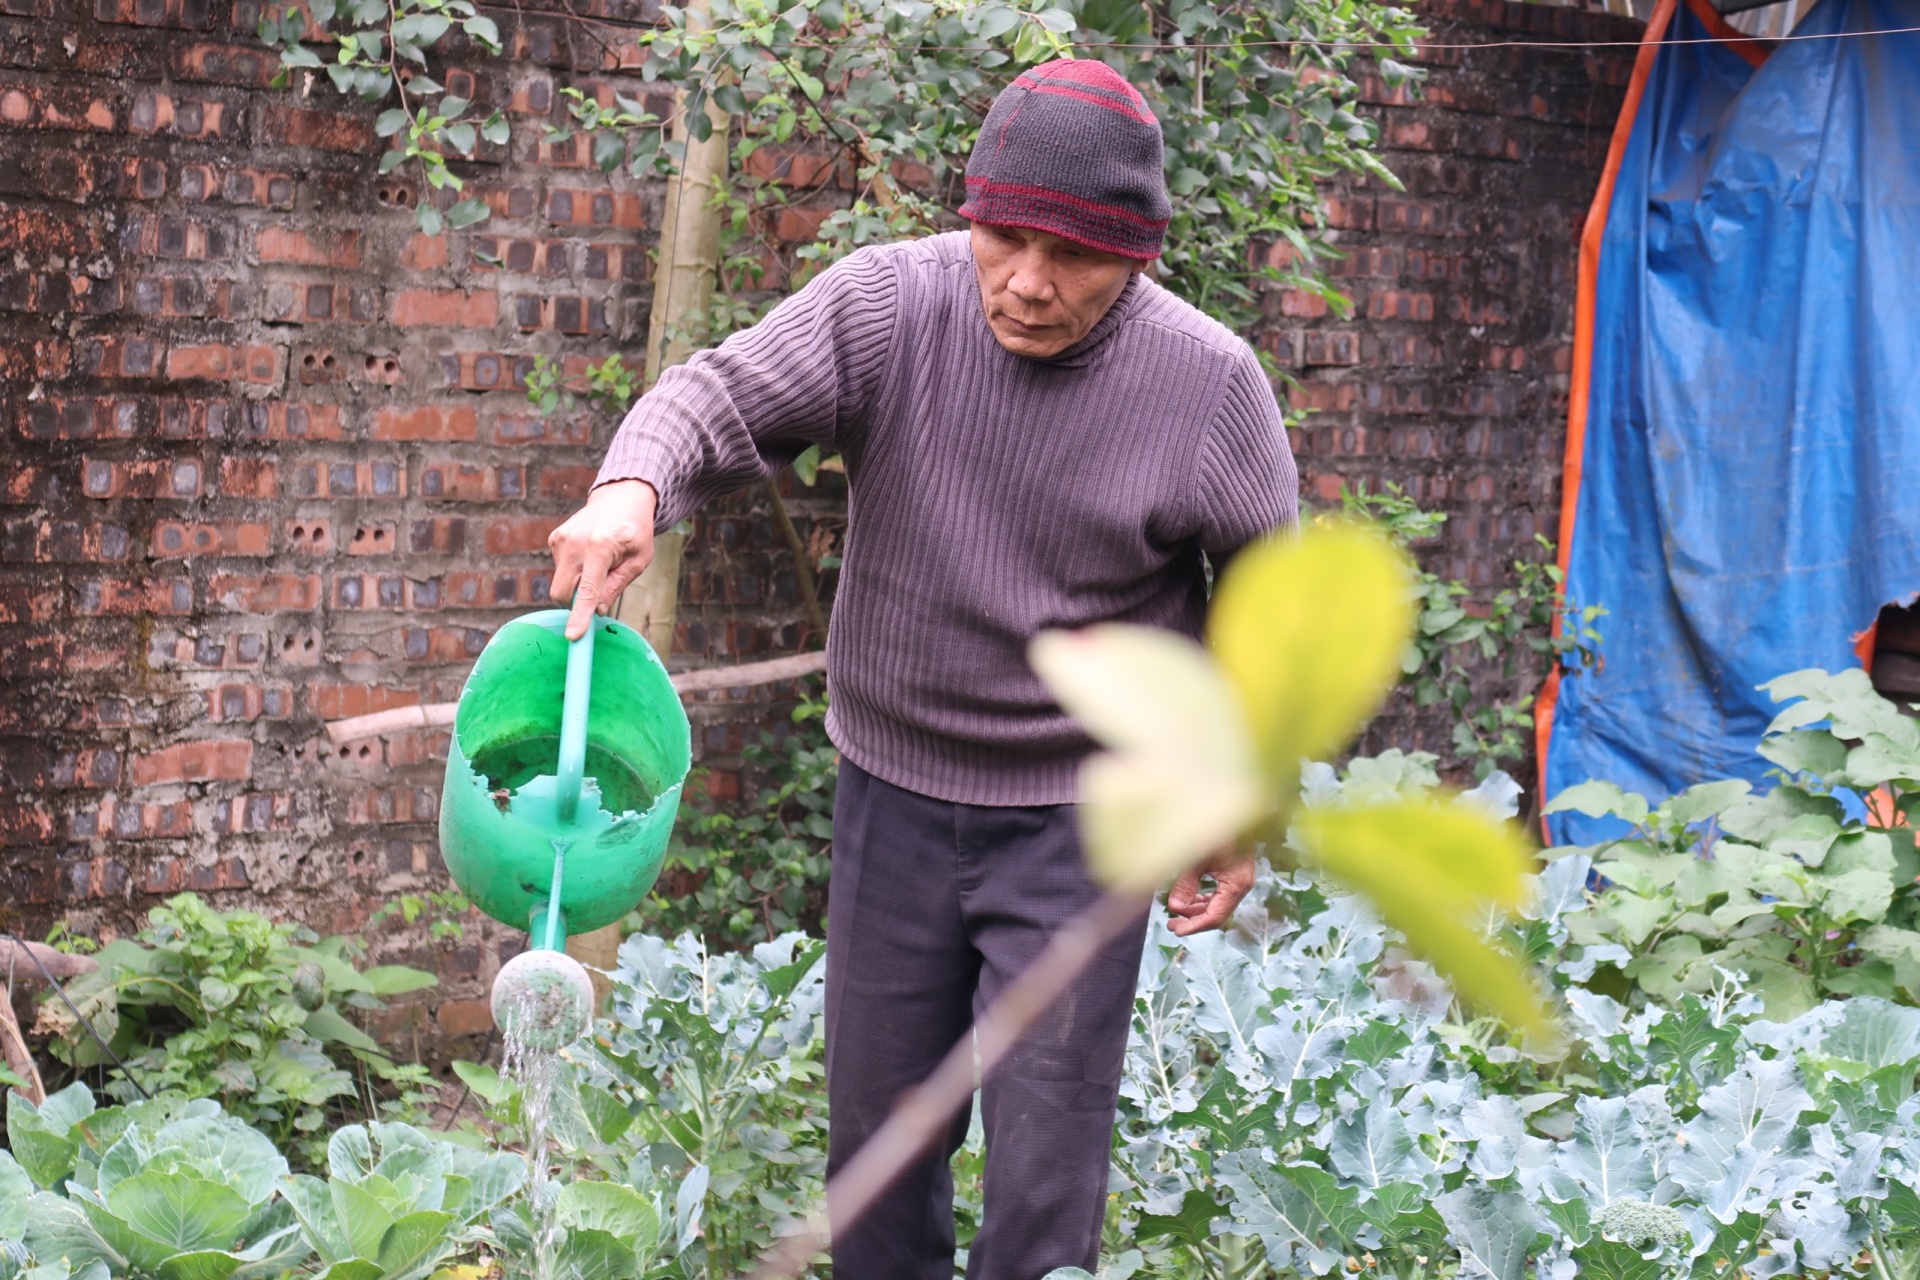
[
  {"xmin": 1544, "ymin": 780, "xmax": 1649, "ymax": 826},
  {"xmin": 463, "ymin": 14, "xmax": 501, "ymax": 48},
  {"xmin": 1029, "ymin": 625, "xmax": 1260, "ymax": 891},
  {"xmin": 1433, "ymin": 1189, "xmax": 1541, "ymax": 1280},
  {"xmin": 375, "ymin": 108, "xmax": 411, "ymax": 138},
  {"xmin": 304, "ymin": 1006, "xmax": 381, "ymax": 1053},
  {"xmin": 481, "ymin": 112, "xmax": 510, "ymax": 145},
  {"xmin": 360, "ymin": 966, "xmax": 438, "ymax": 997},
  {"xmin": 159, "ymin": 1251, "xmax": 246, "ymax": 1280},
  {"xmin": 416, "ymin": 204, "xmax": 444, "ymax": 236},
  {"xmin": 1297, "ymin": 799, "xmax": 1547, "ymax": 1031},
  {"xmin": 1136, "ymin": 1189, "xmax": 1219, "ymax": 1250},
  {"xmin": 444, "ymin": 122, "xmax": 476, "ymax": 155},
  {"xmin": 1210, "ymin": 523, "xmax": 1415, "ymax": 779},
  {"xmin": 374, "ymin": 1210, "xmax": 454, "ymax": 1276},
  {"xmin": 331, "ymin": 1180, "xmax": 394, "ymax": 1260},
  {"xmin": 450, "ymin": 1060, "xmax": 514, "ymax": 1106},
  {"xmin": 559, "ymin": 1181, "xmax": 657, "ymax": 1244},
  {"xmin": 1756, "ymin": 728, "xmax": 1847, "ymax": 779},
  {"xmin": 593, "ymin": 129, "xmax": 626, "ymax": 172},
  {"xmin": 0, "ymin": 1151, "xmax": 31, "ymax": 1236},
  {"xmin": 9, "ymin": 1083, "xmax": 92, "ymax": 1188},
  {"xmin": 1035, "ymin": 6, "xmax": 1078, "ymax": 31},
  {"xmin": 105, "ymin": 1173, "xmax": 252, "ymax": 1256},
  {"xmin": 556, "ymin": 1228, "xmax": 639, "ymax": 1280},
  {"xmin": 444, "ymin": 198, "xmax": 490, "ymax": 230},
  {"xmin": 1570, "ymin": 1236, "xmax": 1662, "ymax": 1280}
]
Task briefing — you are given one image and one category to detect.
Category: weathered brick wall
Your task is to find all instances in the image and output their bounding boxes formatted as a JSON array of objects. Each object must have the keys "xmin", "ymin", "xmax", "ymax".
[
  {"xmin": 0, "ymin": 0, "xmax": 1638, "ymax": 1049},
  {"xmin": 1270, "ymin": 0, "xmax": 1643, "ymax": 778}
]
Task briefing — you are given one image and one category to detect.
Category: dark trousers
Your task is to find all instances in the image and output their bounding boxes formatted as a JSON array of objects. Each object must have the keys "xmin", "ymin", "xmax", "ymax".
[{"xmin": 824, "ymin": 761, "xmax": 1149, "ymax": 1280}]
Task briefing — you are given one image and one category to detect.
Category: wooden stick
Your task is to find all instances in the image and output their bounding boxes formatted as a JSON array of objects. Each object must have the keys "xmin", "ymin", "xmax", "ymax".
[
  {"xmin": 0, "ymin": 939, "xmax": 97, "ymax": 982},
  {"xmin": 0, "ymin": 992, "xmax": 44, "ymax": 1105},
  {"xmin": 748, "ymin": 888, "xmax": 1152, "ymax": 1280},
  {"xmin": 323, "ymin": 651, "xmax": 829, "ymax": 745}
]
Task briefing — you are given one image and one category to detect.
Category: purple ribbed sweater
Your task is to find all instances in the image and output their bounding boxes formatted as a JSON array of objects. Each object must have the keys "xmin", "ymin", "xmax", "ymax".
[{"xmin": 597, "ymin": 231, "xmax": 1298, "ymax": 805}]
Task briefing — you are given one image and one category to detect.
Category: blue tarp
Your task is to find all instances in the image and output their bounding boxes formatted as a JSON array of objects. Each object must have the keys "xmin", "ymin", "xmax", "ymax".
[{"xmin": 1543, "ymin": 0, "xmax": 1920, "ymax": 844}]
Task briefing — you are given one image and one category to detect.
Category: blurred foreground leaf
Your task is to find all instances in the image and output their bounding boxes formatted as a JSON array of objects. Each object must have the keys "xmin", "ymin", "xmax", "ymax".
[
  {"xmin": 1034, "ymin": 522, "xmax": 1551, "ymax": 1032},
  {"xmin": 1031, "ymin": 626, "xmax": 1260, "ymax": 892},
  {"xmin": 1297, "ymin": 799, "xmax": 1546, "ymax": 1031},
  {"xmin": 1209, "ymin": 522, "xmax": 1414, "ymax": 782}
]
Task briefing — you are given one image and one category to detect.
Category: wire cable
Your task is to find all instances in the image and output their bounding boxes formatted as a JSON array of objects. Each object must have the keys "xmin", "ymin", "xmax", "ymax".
[{"xmin": 1, "ymin": 934, "xmax": 150, "ymax": 1101}]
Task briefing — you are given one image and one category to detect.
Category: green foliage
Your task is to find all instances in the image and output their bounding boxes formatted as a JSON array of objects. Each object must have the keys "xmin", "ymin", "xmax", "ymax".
[
  {"xmin": 1343, "ymin": 482, "xmax": 1606, "ymax": 779},
  {"xmin": 282, "ymin": 1122, "xmax": 524, "ymax": 1279},
  {"xmin": 34, "ymin": 895, "xmax": 438, "ymax": 1169},
  {"xmin": 12, "ymin": 1092, "xmax": 306, "ymax": 1279},
  {"xmin": 365, "ymin": 890, "xmax": 472, "ymax": 945},
  {"xmin": 1096, "ymin": 835, "xmax": 1920, "ymax": 1280},
  {"xmin": 523, "ymin": 354, "xmax": 640, "ymax": 421},
  {"xmin": 259, "ymin": 0, "xmax": 1422, "ymax": 340},
  {"xmin": 1549, "ymin": 667, "xmax": 1920, "ymax": 1020},
  {"xmin": 256, "ymin": 0, "xmax": 502, "ymax": 234},
  {"xmin": 643, "ymin": 690, "xmax": 836, "ymax": 949}
]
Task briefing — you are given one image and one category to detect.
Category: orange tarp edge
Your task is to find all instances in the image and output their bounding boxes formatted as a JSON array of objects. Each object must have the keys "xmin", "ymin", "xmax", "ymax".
[{"xmin": 1533, "ymin": 0, "xmax": 1681, "ymax": 841}]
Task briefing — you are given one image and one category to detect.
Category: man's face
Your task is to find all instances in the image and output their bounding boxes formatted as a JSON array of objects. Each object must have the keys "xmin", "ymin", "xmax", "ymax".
[{"xmin": 970, "ymin": 223, "xmax": 1148, "ymax": 359}]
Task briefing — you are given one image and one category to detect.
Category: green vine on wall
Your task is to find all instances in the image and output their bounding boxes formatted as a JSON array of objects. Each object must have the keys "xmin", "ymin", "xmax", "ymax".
[{"xmin": 255, "ymin": 0, "xmax": 1427, "ymax": 339}]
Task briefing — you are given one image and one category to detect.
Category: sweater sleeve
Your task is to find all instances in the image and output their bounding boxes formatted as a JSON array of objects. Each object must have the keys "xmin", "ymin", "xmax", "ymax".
[
  {"xmin": 1197, "ymin": 351, "xmax": 1299, "ymax": 556},
  {"xmin": 595, "ymin": 244, "xmax": 900, "ymax": 528}
]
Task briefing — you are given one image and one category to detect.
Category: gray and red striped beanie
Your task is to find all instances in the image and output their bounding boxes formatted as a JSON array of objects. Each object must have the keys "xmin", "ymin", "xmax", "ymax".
[{"xmin": 958, "ymin": 58, "xmax": 1171, "ymax": 261}]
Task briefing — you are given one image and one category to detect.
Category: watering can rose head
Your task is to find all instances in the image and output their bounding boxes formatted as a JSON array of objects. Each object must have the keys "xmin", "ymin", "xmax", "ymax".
[{"xmin": 1030, "ymin": 521, "xmax": 1551, "ymax": 1033}]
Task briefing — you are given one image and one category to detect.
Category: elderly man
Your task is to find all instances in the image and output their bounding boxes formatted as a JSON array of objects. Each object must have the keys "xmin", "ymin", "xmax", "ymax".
[{"xmin": 548, "ymin": 56, "xmax": 1298, "ymax": 1280}]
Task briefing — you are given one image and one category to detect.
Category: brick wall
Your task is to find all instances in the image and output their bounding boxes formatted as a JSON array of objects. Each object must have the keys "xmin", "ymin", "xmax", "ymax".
[
  {"xmin": 0, "ymin": 0, "xmax": 1639, "ymax": 1050},
  {"xmin": 1271, "ymin": 0, "xmax": 1643, "ymax": 774}
]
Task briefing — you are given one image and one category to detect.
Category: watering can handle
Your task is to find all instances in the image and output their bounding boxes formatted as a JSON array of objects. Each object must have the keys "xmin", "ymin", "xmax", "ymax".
[{"xmin": 555, "ymin": 599, "xmax": 595, "ymax": 825}]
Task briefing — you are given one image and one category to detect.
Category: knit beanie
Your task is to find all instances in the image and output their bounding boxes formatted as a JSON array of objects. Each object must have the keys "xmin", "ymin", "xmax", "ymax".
[{"xmin": 958, "ymin": 58, "xmax": 1171, "ymax": 260}]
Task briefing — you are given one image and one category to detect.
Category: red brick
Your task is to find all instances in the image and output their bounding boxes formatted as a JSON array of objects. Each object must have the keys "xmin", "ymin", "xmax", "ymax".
[
  {"xmin": 437, "ymin": 999, "xmax": 493, "ymax": 1037},
  {"xmin": 91, "ymin": 0, "xmax": 215, "ymax": 28},
  {"xmin": 484, "ymin": 516, "xmax": 561, "ymax": 556},
  {"xmin": 151, "ymin": 519, "xmax": 270, "ymax": 557},
  {"xmin": 82, "ymin": 457, "xmax": 203, "ymax": 499},
  {"xmin": 218, "ymin": 457, "xmax": 279, "ymax": 498},
  {"xmin": 288, "ymin": 459, "xmax": 405, "ymax": 499},
  {"xmin": 417, "ymin": 462, "xmax": 523, "ymax": 501},
  {"xmin": 537, "ymin": 466, "xmax": 596, "ymax": 500},
  {"xmin": 346, "ymin": 784, "xmax": 438, "ymax": 825},
  {"xmin": 545, "ymin": 188, "xmax": 645, "ymax": 229},
  {"xmin": 391, "ymin": 289, "xmax": 498, "ymax": 328},
  {"xmin": 309, "ymin": 683, "xmax": 419, "ymax": 720},
  {"xmin": 401, "ymin": 234, "xmax": 449, "ymax": 270},
  {"xmin": 1369, "ymin": 290, "xmax": 1435, "ymax": 322},
  {"xmin": 208, "ymin": 573, "xmax": 322, "ymax": 612},
  {"xmin": 164, "ymin": 342, "xmax": 282, "ymax": 385},
  {"xmin": 128, "ymin": 93, "xmax": 239, "ymax": 140},
  {"xmin": 170, "ymin": 43, "xmax": 280, "ymax": 87},
  {"xmin": 4, "ymin": 520, "xmax": 131, "ymax": 563},
  {"xmin": 284, "ymin": 519, "xmax": 332, "ymax": 555},
  {"xmin": 256, "ymin": 225, "xmax": 363, "ymax": 268},
  {"xmin": 74, "ymin": 575, "xmax": 194, "ymax": 616},
  {"xmin": 205, "ymin": 682, "xmax": 292, "ymax": 723},
  {"xmin": 211, "ymin": 793, "xmax": 293, "ymax": 834},
  {"xmin": 0, "ymin": 802, "xmax": 56, "ymax": 846},
  {"xmin": 373, "ymin": 404, "xmax": 478, "ymax": 442},
  {"xmin": 130, "ymin": 738, "xmax": 252, "ymax": 787},
  {"xmin": 263, "ymin": 104, "xmax": 377, "ymax": 153},
  {"xmin": 347, "ymin": 522, "xmax": 397, "ymax": 556}
]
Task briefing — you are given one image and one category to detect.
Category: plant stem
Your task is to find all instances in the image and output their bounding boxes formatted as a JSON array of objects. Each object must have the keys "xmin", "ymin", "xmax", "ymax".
[
  {"xmin": 765, "ymin": 480, "xmax": 829, "ymax": 646},
  {"xmin": 747, "ymin": 888, "xmax": 1152, "ymax": 1280}
]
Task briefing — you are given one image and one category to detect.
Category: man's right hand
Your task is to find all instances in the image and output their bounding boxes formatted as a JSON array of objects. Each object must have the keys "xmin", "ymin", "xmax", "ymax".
[{"xmin": 548, "ymin": 479, "xmax": 659, "ymax": 640}]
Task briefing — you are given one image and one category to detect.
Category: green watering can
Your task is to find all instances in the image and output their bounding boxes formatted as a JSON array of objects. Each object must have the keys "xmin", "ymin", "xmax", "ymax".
[{"xmin": 439, "ymin": 608, "xmax": 691, "ymax": 1049}]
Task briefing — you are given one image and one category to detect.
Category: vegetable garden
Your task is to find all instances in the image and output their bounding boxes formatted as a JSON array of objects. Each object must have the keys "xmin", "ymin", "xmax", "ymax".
[{"xmin": 5, "ymin": 1, "xmax": 1909, "ymax": 1278}]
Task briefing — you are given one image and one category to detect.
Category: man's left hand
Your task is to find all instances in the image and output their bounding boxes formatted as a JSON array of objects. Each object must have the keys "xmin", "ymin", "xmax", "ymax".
[{"xmin": 1165, "ymin": 849, "xmax": 1257, "ymax": 936}]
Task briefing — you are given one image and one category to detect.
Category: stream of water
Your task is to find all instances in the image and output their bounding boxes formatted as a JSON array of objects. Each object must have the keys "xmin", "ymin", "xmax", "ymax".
[{"xmin": 501, "ymin": 985, "xmax": 566, "ymax": 1280}]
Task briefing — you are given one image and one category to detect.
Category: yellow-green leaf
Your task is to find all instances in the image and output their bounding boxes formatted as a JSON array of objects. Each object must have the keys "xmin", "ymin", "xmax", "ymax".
[
  {"xmin": 1208, "ymin": 523, "xmax": 1415, "ymax": 781},
  {"xmin": 1295, "ymin": 798, "xmax": 1548, "ymax": 1032},
  {"xmin": 1031, "ymin": 626, "xmax": 1262, "ymax": 890}
]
